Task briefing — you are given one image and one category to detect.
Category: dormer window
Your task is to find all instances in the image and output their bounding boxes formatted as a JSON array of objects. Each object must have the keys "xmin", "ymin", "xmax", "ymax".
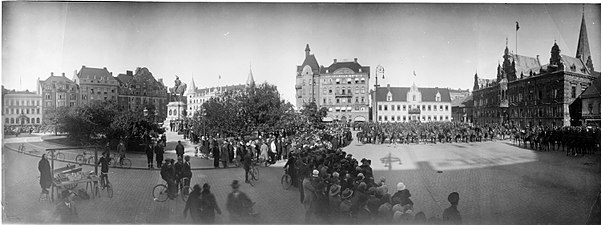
[
  {"xmin": 386, "ymin": 92, "xmax": 392, "ymax": 102},
  {"xmin": 436, "ymin": 92, "xmax": 441, "ymax": 102},
  {"xmin": 413, "ymin": 95, "xmax": 416, "ymax": 101}
]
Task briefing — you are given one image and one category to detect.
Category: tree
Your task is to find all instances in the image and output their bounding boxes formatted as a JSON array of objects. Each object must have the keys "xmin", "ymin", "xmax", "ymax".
[
  {"xmin": 192, "ymin": 82, "xmax": 296, "ymax": 138},
  {"xmin": 43, "ymin": 106, "xmax": 70, "ymax": 135},
  {"xmin": 301, "ymin": 102, "xmax": 328, "ymax": 125}
]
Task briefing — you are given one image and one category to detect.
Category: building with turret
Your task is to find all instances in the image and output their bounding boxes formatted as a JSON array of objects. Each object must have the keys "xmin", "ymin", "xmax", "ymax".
[
  {"xmin": 295, "ymin": 44, "xmax": 371, "ymax": 122},
  {"xmin": 472, "ymin": 12, "xmax": 598, "ymax": 127}
]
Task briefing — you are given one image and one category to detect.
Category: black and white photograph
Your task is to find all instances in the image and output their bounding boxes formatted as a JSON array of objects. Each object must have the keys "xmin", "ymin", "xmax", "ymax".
[{"xmin": 2, "ymin": 2, "xmax": 601, "ymax": 224}]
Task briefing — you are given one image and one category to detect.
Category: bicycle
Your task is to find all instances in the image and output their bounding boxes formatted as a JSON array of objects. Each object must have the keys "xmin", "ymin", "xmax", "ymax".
[
  {"xmin": 281, "ymin": 168, "xmax": 292, "ymax": 190},
  {"xmin": 96, "ymin": 171, "xmax": 113, "ymax": 198},
  {"xmin": 50, "ymin": 151, "xmax": 65, "ymax": 161},
  {"xmin": 75, "ymin": 151, "xmax": 95, "ymax": 165},
  {"xmin": 110, "ymin": 155, "xmax": 132, "ymax": 169},
  {"xmin": 247, "ymin": 160, "xmax": 260, "ymax": 186},
  {"xmin": 153, "ymin": 177, "xmax": 190, "ymax": 202}
]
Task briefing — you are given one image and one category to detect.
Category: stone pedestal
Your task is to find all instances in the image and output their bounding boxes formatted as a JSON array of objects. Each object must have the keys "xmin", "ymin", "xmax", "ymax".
[{"xmin": 164, "ymin": 101, "xmax": 186, "ymax": 132}]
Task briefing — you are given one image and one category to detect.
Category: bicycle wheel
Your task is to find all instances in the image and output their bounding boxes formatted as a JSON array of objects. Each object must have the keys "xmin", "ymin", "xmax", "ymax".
[
  {"xmin": 251, "ymin": 167, "xmax": 259, "ymax": 181},
  {"xmin": 107, "ymin": 184, "xmax": 113, "ymax": 198},
  {"xmin": 75, "ymin": 155, "xmax": 86, "ymax": 164},
  {"xmin": 281, "ymin": 174, "xmax": 292, "ymax": 190},
  {"xmin": 122, "ymin": 159, "xmax": 132, "ymax": 168},
  {"xmin": 55, "ymin": 153, "xmax": 65, "ymax": 161},
  {"xmin": 152, "ymin": 184, "xmax": 168, "ymax": 202},
  {"xmin": 180, "ymin": 185, "xmax": 190, "ymax": 201}
]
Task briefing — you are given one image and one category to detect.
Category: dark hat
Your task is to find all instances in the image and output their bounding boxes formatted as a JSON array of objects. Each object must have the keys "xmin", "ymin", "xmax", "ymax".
[
  {"xmin": 231, "ymin": 180, "xmax": 240, "ymax": 189},
  {"xmin": 203, "ymin": 183, "xmax": 211, "ymax": 190},
  {"xmin": 448, "ymin": 192, "xmax": 459, "ymax": 204},
  {"xmin": 361, "ymin": 158, "xmax": 367, "ymax": 163}
]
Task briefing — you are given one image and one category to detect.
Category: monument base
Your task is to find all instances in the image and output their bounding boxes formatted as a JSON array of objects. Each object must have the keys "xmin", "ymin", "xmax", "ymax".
[{"xmin": 163, "ymin": 101, "xmax": 186, "ymax": 132}]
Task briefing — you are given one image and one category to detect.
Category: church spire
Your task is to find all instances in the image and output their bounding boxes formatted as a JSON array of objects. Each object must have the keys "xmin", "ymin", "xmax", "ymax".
[
  {"xmin": 576, "ymin": 9, "xmax": 594, "ymax": 72},
  {"xmin": 305, "ymin": 44, "xmax": 311, "ymax": 57},
  {"xmin": 246, "ymin": 63, "xmax": 256, "ymax": 89},
  {"xmin": 189, "ymin": 77, "xmax": 196, "ymax": 93}
]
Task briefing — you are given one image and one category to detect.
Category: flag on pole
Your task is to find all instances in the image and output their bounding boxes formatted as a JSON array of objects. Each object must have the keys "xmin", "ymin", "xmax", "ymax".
[
  {"xmin": 516, "ymin": 21, "xmax": 520, "ymax": 31},
  {"xmin": 219, "ymin": 75, "xmax": 221, "ymax": 80},
  {"xmin": 413, "ymin": 70, "xmax": 416, "ymax": 77}
]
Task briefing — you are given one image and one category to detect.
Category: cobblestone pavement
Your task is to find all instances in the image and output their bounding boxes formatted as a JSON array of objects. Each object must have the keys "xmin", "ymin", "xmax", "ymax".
[{"xmin": 3, "ymin": 134, "xmax": 601, "ymax": 224}]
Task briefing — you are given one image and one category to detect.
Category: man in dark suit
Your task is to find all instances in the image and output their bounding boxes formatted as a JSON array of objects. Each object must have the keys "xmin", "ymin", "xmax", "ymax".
[{"xmin": 212, "ymin": 139, "xmax": 220, "ymax": 168}]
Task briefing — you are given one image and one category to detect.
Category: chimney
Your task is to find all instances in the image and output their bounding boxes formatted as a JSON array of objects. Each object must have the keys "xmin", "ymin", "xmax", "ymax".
[
  {"xmin": 333, "ymin": 59, "xmax": 337, "ymax": 63},
  {"xmin": 536, "ymin": 55, "xmax": 540, "ymax": 64},
  {"xmin": 354, "ymin": 58, "xmax": 358, "ymax": 63},
  {"xmin": 62, "ymin": 72, "xmax": 65, "ymax": 77},
  {"xmin": 387, "ymin": 84, "xmax": 390, "ymax": 88},
  {"xmin": 126, "ymin": 70, "xmax": 133, "ymax": 76},
  {"xmin": 103, "ymin": 67, "xmax": 107, "ymax": 70},
  {"xmin": 51, "ymin": 72, "xmax": 54, "ymax": 76}
]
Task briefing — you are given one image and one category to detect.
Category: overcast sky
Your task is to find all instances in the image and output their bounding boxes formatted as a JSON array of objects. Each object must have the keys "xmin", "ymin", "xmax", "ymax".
[{"xmin": 3, "ymin": 3, "xmax": 600, "ymax": 105}]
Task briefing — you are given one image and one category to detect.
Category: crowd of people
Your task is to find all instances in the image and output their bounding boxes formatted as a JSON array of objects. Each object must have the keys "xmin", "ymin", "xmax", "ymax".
[{"xmin": 511, "ymin": 125, "xmax": 601, "ymax": 157}]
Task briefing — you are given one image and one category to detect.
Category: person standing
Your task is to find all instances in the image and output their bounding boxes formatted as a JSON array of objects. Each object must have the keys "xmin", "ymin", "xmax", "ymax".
[
  {"xmin": 145, "ymin": 142, "xmax": 154, "ymax": 169},
  {"xmin": 228, "ymin": 140, "xmax": 235, "ymax": 164},
  {"xmin": 303, "ymin": 170, "xmax": 319, "ymax": 223},
  {"xmin": 155, "ymin": 140, "xmax": 165, "ymax": 168},
  {"xmin": 226, "ymin": 180, "xmax": 253, "ymax": 223},
  {"xmin": 442, "ymin": 192, "xmax": 462, "ymax": 224},
  {"xmin": 117, "ymin": 139, "xmax": 126, "ymax": 165},
  {"xmin": 276, "ymin": 138, "xmax": 283, "ymax": 161},
  {"xmin": 260, "ymin": 140, "xmax": 269, "ymax": 163},
  {"xmin": 199, "ymin": 183, "xmax": 222, "ymax": 223},
  {"xmin": 182, "ymin": 155, "xmax": 192, "ymax": 192},
  {"xmin": 176, "ymin": 140, "xmax": 185, "ymax": 159},
  {"xmin": 38, "ymin": 154, "xmax": 52, "ymax": 194},
  {"xmin": 242, "ymin": 150, "xmax": 252, "ymax": 183},
  {"xmin": 221, "ymin": 140, "xmax": 229, "ymax": 168},
  {"xmin": 97, "ymin": 152, "xmax": 111, "ymax": 188},
  {"xmin": 212, "ymin": 139, "xmax": 220, "ymax": 168},
  {"xmin": 183, "ymin": 184, "xmax": 202, "ymax": 222},
  {"xmin": 161, "ymin": 159, "xmax": 177, "ymax": 199},
  {"xmin": 54, "ymin": 190, "xmax": 78, "ymax": 223}
]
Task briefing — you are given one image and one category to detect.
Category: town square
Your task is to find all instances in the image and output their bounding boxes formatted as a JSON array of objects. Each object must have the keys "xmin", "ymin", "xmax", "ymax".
[{"xmin": 2, "ymin": 2, "xmax": 601, "ymax": 224}]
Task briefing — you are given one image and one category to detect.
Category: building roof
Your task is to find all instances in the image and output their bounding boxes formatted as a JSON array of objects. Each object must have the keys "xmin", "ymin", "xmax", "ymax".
[
  {"xmin": 581, "ymin": 78, "xmax": 601, "ymax": 98},
  {"xmin": 322, "ymin": 60, "xmax": 370, "ymax": 75},
  {"xmin": 510, "ymin": 54, "xmax": 541, "ymax": 78},
  {"xmin": 43, "ymin": 73, "xmax": 75, "ymax": 84},
  {"xmin": 561, "ymin": 54, "xmax": 590, "ymax": 74},
  {"xmin": 375, "ymin": 86, "xmax": 451, "ymax": 102},
  {"xmin": 298, "ymin": 54, "xmax": 320, "ymax": 74},
  {"xmin": 192, "ymin": 84, "xmax": 246, "ymax": 95},
  {"xmin": 76, "ymin": 66, "xmax": 113, "ymax": 80}
]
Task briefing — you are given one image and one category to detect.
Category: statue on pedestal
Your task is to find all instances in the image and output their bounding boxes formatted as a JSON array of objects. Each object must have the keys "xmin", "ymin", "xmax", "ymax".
[{"xmin": 169, "ymin": 76, "xmax": 187, "ymax": 102}]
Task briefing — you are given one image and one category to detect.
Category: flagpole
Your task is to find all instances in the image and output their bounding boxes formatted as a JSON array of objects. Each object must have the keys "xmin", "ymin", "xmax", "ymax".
[{"xmin": 516, "ymin": 21, "xmax": 519, "ymax": 56}]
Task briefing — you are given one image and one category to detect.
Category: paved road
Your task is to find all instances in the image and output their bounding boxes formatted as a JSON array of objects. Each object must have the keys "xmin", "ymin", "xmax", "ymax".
[{"xmin": 3, "ymin": 134, "xmax": 601, "ymax": 224}]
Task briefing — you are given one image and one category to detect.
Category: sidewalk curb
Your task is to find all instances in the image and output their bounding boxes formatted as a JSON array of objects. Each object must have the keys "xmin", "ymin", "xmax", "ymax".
[{"xmin": 3, "ymin": 143, "xmax": 245, "ymax": 171}]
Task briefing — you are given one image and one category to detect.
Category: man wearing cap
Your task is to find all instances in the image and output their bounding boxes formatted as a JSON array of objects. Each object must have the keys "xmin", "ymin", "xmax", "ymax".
[
  {"xmin": 226, "ymin": 180, "xmax": 253, "ymax": 222},
  {"xmin": 220, "ymin": 140, "xmax": 229, "ymax": 168},
  {"xmin": 54, "ymin": 190, "xmax": 78, "ymax": 223},
  {"xmin": 328, "ymin": 183, "xmax": 342, "ymax": 222},
  {"xmin": 443, "ymin": 192, "xmax": 462, "ymax": 224},
  {"xmin": 155, "ymin": 140, "xmax": 165, "ymax": 168}
]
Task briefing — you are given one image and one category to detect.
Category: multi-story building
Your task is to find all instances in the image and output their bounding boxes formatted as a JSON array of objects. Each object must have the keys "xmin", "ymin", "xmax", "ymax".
[
  {"xmin": 449, "ymin": 88, "xmax": 471, "ymax": 101},
  {"xmin": 451, "ymin": 95, "xmax": 473, "ymax": 123},
  {"xmin": 114, "ymin": 67, "xmax": 169, "ymax": 122},
  {"xmin": 2, "ymin": 88, "xmax": 43, "ymax": 130},
  {"xmin": 72, "ymin": 65, "xmax": 119, "ymax": 105},
  {"xmin": 580, "ymin": 78, "xmax": 601, "ymax": 126},
  {"xmin": 186, "ymin": 68, "xmax": 253, "ymax": 118},
  {"xmin": 295, "ymin": 44, "xmax": 371, "ymax": 122},
  {"xmin": 472, "ymin": 13, "xmax": 598, "ymax": 127},
  {"xmin": 373, "ymin": 83, "xmax": 452, "ymax": 123},
  {"xmin": 37, "ymin": 72, "xmax": 80, "ymax": 124}
]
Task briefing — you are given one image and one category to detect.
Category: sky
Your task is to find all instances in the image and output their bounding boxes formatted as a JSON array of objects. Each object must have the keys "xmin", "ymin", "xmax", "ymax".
[{"xmin": 2, "ymin": 3, "xmax": 600, "ymax": 106}]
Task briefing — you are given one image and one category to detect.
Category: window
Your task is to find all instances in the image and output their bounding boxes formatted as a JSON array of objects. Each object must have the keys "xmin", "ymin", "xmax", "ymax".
[
  {"xmin": 347, "ymin": 78, "xmax": 352, "ymax": 84},
  {"xmin": 384, "ymin": 116, "xmax": 388, "ymax": 121},
  {"xmin": 336, "ymin": 79, "xmax": 340, "ymax": 84},
  {"xmin": 403, "ymin": 105, "xmax": 406, "ymax": 111},
  {"xmin": 90, "ymin": 89, "xmax": 94, "ymax": 94},
  {"xmin": 336, "ymin": 99, "xmax": 340, "ymax": 104},
  {"xmin": 4, "ymin": 118, "xmax": 8, "ymax": 124},
  {"xmin": 434, "ymin": 105, "xmax": 437, "ymax": 111},
  {"xmin": 445, "ymin": 105, "xmax": 449, "ymax": 111},
  {"xmin": 26, "ymin": 109, "xmax": 30, "ymax": 114},
  {"xmin": 384, "ymin": 105, "xmax": 388, "ymax": 111},
  {"xmin": 329, "ymin": 89, "xmax": 333, "ymax": 94},
  {"xmin": 413, "ymin": 95, "xmax": 416, "ymax": 101},
  {"xmin": 361, "ymin": 97, "xmax": 365, "ymax": 103},
  {"xmin": 428, "ymin": 116, "xmax": 431, "ymax": 121},
  {"xmin": 378, "ymin": 105, "xmax": 382, "ymax": 111},
  {"xmin": 403, "ymin": 116, "xmax": 406, "ymax": 121},
  {"xmin": 10, "ymin": 118, "xmax": 14, "ymax": 124},
  {"xmin": 445, "ymin": 116, "xmax": 449, "ymax": 120},
  {"xmin": 361, "ymin": 87, "xmax": 365, "ymax": 94},
  {"xmin": 323, "ymin": 98, "xmax": 326, "ymax": 104},
  {"xmin": 387, "ymin": 95, "xmax": 392, "ymax": 102},
  {"xmin": 572, "ymin": 86, "xmax": 577, "ymax": 98},
  {"xmin": 391, "ymin": 105, "xmax": 395, "ymax": 111},
  {"xmin": 378, "ymin": 116, "xmax": 382, "ymax": 121},
  {"xmin": 391, "ymin": 116, "xmax": 395, "ymax": 121},
  {"xmin": 428, "ymin": 105, "xmax": 431, "ymax": 111}
]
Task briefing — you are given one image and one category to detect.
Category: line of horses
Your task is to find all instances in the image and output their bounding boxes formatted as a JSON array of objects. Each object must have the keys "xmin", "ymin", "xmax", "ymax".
[{"xmin": 512, "ymin": 128, "xmax": 601, "ymax": 156}]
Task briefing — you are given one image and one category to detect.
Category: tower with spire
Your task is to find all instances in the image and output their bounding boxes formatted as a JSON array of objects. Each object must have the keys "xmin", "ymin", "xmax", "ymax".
[
  {"xmin": 246, "ymin": 64, "xmax": 256, "ymax": 90},
  {"xmin": 576, "ymin": 9, "xmax": 594, "ymax": 72}
]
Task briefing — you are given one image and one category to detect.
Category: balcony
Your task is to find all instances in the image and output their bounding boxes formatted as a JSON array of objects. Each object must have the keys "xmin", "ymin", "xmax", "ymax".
[{"xmin": 335, "ymin": 93, "xmax": 353, "ymax": 97}]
